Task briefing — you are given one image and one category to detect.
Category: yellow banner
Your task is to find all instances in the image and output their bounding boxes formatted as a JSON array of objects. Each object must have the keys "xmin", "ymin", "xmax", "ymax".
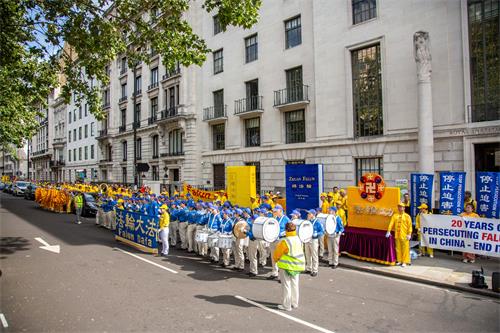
[
  {"xmin": 347, "ymin": 186, "xmax": 400, "ymax": 231},
  {"xmin": 182, "ymin": 183, "xmax": 221, "ymax": 202},
  {"xmin": 227, "ymin": 166, "xmax": 256, "ymax": 208}
]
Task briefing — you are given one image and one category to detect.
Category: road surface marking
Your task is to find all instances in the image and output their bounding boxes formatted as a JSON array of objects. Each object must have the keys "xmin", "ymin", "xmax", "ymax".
[
  {"xmin": 113, "ymin": 247, "xmax": 178, "ymax": 274},
  {"xmin": 235, "ymin": 295, "xmax": 335, "ymax": 333},
  {"xmin": 0, "ymin": 313, "xmax": 8, "ymax": 328},
  {"xmin": 34, "ymin": 237, "xmax": 60, "ymax": 254}
]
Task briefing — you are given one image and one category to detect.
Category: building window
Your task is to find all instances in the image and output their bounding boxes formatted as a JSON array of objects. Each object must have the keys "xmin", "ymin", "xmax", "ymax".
[
  {"xmin": 136, "ymin": 138, "xmax": 142, "ymax": 160},
  {"xmin": 355, "ymin": 157, "xmax": 383, "ymax": 184},
  {"xmin": 245, "ymin": 117, "xmax": 260, "ymax": 147},
  {"xmin": 213, "ymin": 163, "xmax": 225, "ymax": 190},
  {"xmin": 84, "ymin": 124, "xmax": 88, "ymax": 138},
  {"xmin": 152, "ymin": 165, "xmax": 159, "ymax": 181},
  {"xmin": 103, "ymin": 89, "xmax": 110, "ymax": 106},
  {"xmin": 122, "ymin": 167, "xmax": 127, "ymax": 183},
  {"xmin": 152, "ymin": 135, "xmax": 159, "ymax": 158},
  {"xmin": 352, "ymin": 44, "xmax": 383, "ymax": 137},
  {"xmin": 68, "ymin": 112, "xmax": 71, "ymax": 124},
  {"xmin": 285, "ymin": 66, "xmax": 304, "ymax": 103},
  {"xmin": 79, "ymin": 106, "xmax": 82, "ymax": 119},
  {"xmin": 68, "ymin": 131, "xmax": 71, "ymax": 143},
  {"xmin": 73, "ymin": 110, "xmax": 76, "ymax": 122},
  {"xmin": 121, "ymin": 83, "xmax": 127, "ymax": 98},
  {"xmin": 78, "ymin": 147, "xmax": 82, "ymax": 161},
  {"xmin": 213, "ymin": 89, "xmax": 224, "ymax": 117},
  {"xmin": 121, "ymin": 57, "xmax": 127, "ymax": 74},
  {"xmin": 68, "ymin": 149, "xmax": 72, "ymax": 162},
  {"xmin": 212, "ymin": 123, "xmax": 225, "ymax": 150},
  {"xmin": 213, "ymin": 49, "xmax": 223, "ymax": 74},
  {"xmin": 90, "ymin": 145, "xmax": 94, "ymax": 159},
  {"xmin": 135, "ymin": 75, "xmax": 142, "ymax": 95},
  {"xmin": 134, "ymin": 103, "xmax": 141, "ymax": 127},
  {"xmin": 73, "ymin": 148, "xmax": 76, "ymax": 161},
  {"xmin": 285, "ymin": 15, "xmax": 301, "ymax": 49},
  {"xmin": 150, "ymin": 97, "xmax": 158, "ymax": 119},
  {"xmin": 84, "ymin": 104, "xmax": 88, "ymax": 116},
  {"xmin": 245, "ymin": 161, "xmax": 261, "ymax": 194},
  {"xmin": 121, "ymin": 109, "xmax": 126, "ymax": 127},
  {"xmin": 73, "ymin": 129, "xmax": 76, "ymax": 141},
  {"xmin": 169, "ymin": 129, "xmax": 184, "ymax": 155},
  {"xmin": 122, "ymin": 141, "xmax": 127, "ymax": 161},
  {"xmin": 91, "ymin": 122, "xmax": 94, "ymax": 136},
  {"xmin": 213, "ymin": 15, "xmax": 222, "ymax": 35},
  {"xmin": 352, "ymin": 0, "xmax": 377, "ymax": 25},
  {"xmin": 84, "ymin": 146, "xmax": 88, "ymax": 160},
  {"xmin": 245, "ymin": 34, "xmax": 258, "ymax": 63},
  {"xmin": 151, "ymin": 67, "xmax": 158, "ymax": 85},
  {"xmin": 285, "ymin": 109, "xmax": 305, "ymax": 144},
  {"xmin": 467, "ymin": 0, "xmax": 500, "ymax": 122},
  {"xmin": 78, "ymin": 127, "xmax": 82, "ymax": 140}
]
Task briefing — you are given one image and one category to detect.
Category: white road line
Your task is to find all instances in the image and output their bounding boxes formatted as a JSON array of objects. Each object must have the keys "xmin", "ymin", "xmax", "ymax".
[
  {"xmin": 113, "ymin": 247, "xmax": 178, "ymax": 274},
  {"xmin": 235, "ymin": 295, "xmax": 335, "ymax": 333},
  {"xmin": 0, "ymin": 313, "xmax": 8, "ymax": 328}
]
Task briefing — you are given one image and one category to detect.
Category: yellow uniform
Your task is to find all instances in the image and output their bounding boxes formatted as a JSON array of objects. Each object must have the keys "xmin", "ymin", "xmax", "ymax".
[
  {"xmin": 159, "ymin": 210, "xmax": 170, "ymax": 229},
  {"xmin": 416, "ymin": 212, "xmax": 433, "ymax": 256},
  {"xmin": 464, "ymin": 199, "xmax": 477, "ymax": 212},
  {"xmin": 387, "ymin": 211, "xmax": 412, "ymax": 264},
  {"xmin": 321, "ymin": 199, "xmax": 330, "ymax": 214}
]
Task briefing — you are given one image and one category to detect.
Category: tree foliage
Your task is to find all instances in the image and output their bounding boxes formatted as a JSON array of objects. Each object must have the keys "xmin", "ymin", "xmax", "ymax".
[{"xmin": 0, "ymin": 0, "xmax": 261, "ymax": 146}]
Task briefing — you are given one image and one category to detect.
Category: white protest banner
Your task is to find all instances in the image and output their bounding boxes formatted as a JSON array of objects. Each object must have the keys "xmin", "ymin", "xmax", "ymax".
[{"xmin": 420, "ymin": 214, "xmax": 500, "ymax": 258}]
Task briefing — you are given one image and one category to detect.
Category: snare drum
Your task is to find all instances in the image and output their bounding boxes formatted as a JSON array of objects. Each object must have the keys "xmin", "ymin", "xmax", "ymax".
[
  {"xmin": 217, "ymin": 234, "xmax": 234, "ymax": 249},
  {"xmin": 195, "ymin": 230, "xmax": 209, "ymax": 243},
  {"xmin": 292, "ymin": 219, "xmax": 313, "ymax": 243},
  {"xmin": 208, "ymin": 232, "xmax": 219, "ymax": 247},
  {"xmin": 317, "ymin": 213, "xmax": 337, "ymax": 235},
  {"xmin": 252, "ymin": 217, "xmax": 280, "ymax": 242}
]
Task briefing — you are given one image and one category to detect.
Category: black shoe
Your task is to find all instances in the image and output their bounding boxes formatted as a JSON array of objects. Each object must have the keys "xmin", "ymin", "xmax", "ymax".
[
  {"xmin": 311, "ymin": 272, "xmax": 318, "ymax": 277},
  {"xmin": 231, "ymin": 266, "xmax": 239, "ymax": 271},
  {"xmin": 303, "ymin": 270, "xmax": 311, "ymax": 275},
  {"xmin": 221, "ymin": 263, "xmax": 227, "ymax": 268},
  {"xmin": 248, "ymin": 272, "xmax": 257, "ymax": 277},
  {"xmin": 266, "ymin": 275, "xmax": 278, "ymax": 280},
  {"xmin": 210, "ymin": 258, "xmax": 216, "ymax": 263},
  {"xmin": 332, "ymin": 265, "xmax": 338, "ymax": 269}
]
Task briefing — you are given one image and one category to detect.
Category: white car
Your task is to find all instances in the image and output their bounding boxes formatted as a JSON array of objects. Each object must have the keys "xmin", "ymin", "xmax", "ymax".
[{"xmin": 13, "ymin": 181, "xmax": 29, "ymax": 196}]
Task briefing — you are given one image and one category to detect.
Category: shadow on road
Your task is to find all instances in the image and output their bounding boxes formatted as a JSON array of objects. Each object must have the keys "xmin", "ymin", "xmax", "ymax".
[
  {"xmin": 194, "ymin": 294, "xmax": 254, "ymax": 307},
  {"xmin": 0, "ymin": 237, "xmax": 31, "ymax": 259}
]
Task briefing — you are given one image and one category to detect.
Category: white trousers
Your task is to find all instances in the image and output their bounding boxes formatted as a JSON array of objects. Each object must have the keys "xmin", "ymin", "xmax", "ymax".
[
  {"xmin": 178, "ymin": 222, "xmax": 188, "ymax": 249},
  {"xmin": 211, "ymin": 246, "xmax": 220, "ymax": 261},
  {"xmin": 248, "ymin": 240, "xmax": 260, "ymax": 274},
  {"xmin": 159, "ymin": 227, "xmax": 169, "ymax": 255},
  {"xmin": 279, "ymin": 269, "xmax": 299, "ymax": 310},
  {"xmin": 96, "ymin": 209, "xmax": 104, "ymax": 225},
  {"xmin": 305, "ymin": 238, "xmax": 319, "ymax": 273},
  {"xmin": 195, "ymin": 225, "xmax": 207, "ymax": 255},
  {"xmin": 187, "ymin": 224, "xmax": 197, "ymax": 252},
  {"xmin": 327, "ymin": 234, "xmax": 341, "ymax": 266},
  {"xmin": 169, "ymin": 220, "xmax": 179, "ymax": 246},
  {"xmin": 319, "ymin": 235, "xmax": 326, "ymax": 259},
  {"xmin": 258, "ymin": 240, "xmax": 268, "ymax": 266},
  {"xmin": 221, "ymin": 248, "xmax": 232, "ymax": 266},
  {"xmin": 233, "ymin": 238, "xmax": 246, "ymax": 269}
]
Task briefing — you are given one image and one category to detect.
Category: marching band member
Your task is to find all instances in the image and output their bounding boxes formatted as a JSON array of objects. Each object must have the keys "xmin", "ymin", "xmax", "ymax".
[
  {"xmin": 268, "ymin": 205, "xmax": 289, "ymax": 280},
  {"xmin": 195, "ymin": 203, "xmax": 209, "ymax": 256},
  {"xmin": 326, "ymin": 206, "xmax": 344, "ymax": 269},
  {"xmin": 207, "ymin": 204, "xmax": 222, "ymax": 263},
  {"xmin": 386, "ymin": 202, "xmax": 412, "ymax": 267},
  {"xmin": 304, "ymin": 209, "xmax": 324, "ymax": 277},
  {"xmin": 169, "ymin": 202, "xmax": 179, "ymax": 247},
  {"xmin": 219, "ymin": 209, "xmax": 234, "ymax": 268},
  {"xmin": 177, "ymin": 203, "xmax": 189, "ymax": 250},
  {"xmin": 245, "ymin": 209, "xmax": 261, "ymax": 277},
  {"xmin": 186, "ymin": 204, "xmax": 198, "ymax": 253},
  {"xmin": 232, "ymin": 208, "xmax": 246, "ymax": 271}
]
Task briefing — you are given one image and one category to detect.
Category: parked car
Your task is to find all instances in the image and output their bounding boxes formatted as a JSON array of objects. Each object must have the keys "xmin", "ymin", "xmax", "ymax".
[
  {"xmin": 24, "ymin": 184, "xmax": 37, "ymax": 200},
  {"xmin": 13, "ymin": 181, "xmax": 29, "ymax": 196},
  {"xmin": 4, "ymin": 184, "xmax": 13, "ymax": 194},
  {"xmin": 81, "ymin": 192, "xmax": 98, "ymax": 217}
]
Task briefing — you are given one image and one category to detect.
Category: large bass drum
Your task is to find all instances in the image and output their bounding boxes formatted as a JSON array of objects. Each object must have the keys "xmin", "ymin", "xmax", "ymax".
[
  {"xmin": 317, "ymin": 213, "xmax": 337, "ymax": 235},
  {"xmin": 252, "ymin": 217, "xmax": 280, "ymax": 243},
  {"xmin": 292, "ymin": 219, "xmax": 313, "ymax": 243}
]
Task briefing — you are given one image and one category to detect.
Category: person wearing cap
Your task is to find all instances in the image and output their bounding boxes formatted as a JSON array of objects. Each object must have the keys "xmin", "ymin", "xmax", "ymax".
[
  {"xmin": 268, "ymin": 205, "xmax": 290, "ymax": 280},
  {"xmin": 169, "ymin": 202, "xmax": 180, "ymax": 247},
  {"xmin": 219, "ymin": 209, "xmax": 234, "ymax": 267},
  {"xmin": 194, "ymin": 204, "xmax": 208, "ymax": 256},
  {"xmin": 326, "ymin": 206, "xmax": 344, "ymax": 268},
  {"xmin": 186, "ymin": 204, "xmax": 199, "ymax": 253},
  {"xmin": 460, "ymin": 202, "xmax": 479, "ymax": 263},
  {"xmin": 245, "ymin": 209, "xmax": 262, "ymax": 277},
  {"xmin": 177, "ymin": 202, "xmax": 189, "ymax": 250},
  {"xmin": 320, "ymin": 193, "xmax": 329, "ymax": 214},
  {"xmin": 157, "ymin": 204, "xmax": 170, "ymax": 256},
  {"xmin": 386, "ymin": 202, "xmax": 413, "ymax": 267},
  {"xmin": 250, "ymin": 195, "xmax": 259, "ymax": 212},
  {"xmin": 304, "ymin": 209, "xmax": 324, "ymax": 276},
  {"xmin": 290, "ymin": 210, "xmax": 301, "ymax": 221},
  {"xmin": 273, "ymin": 222, "xmax": 305, "ymax": 311},
  {"xmin": 415, "ymin": 203, "xmax": 433, "ymax": 258},
  {"xmin": 331, "ymin": 186, "xmax": 340, "ymax": 204},
  {"xmin": 463, "ymin": 191, "xmax": 477, "ymax": 212},
  {"xmin": 207, "ymin": 204, "xmax": 222, "ymax": 263},
  {"xmin": 232, "ymin": 208, "xmax": 246, "ymax": 271}
]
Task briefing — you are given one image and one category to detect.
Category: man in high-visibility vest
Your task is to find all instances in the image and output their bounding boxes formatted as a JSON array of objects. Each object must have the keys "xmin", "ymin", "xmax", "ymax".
[
  {"xmin": 273, "ymin": 222, "xmax": 305, "ymax": 311},
  {"xmin": 74, "ymin": 192, "xmax": 84, "ymax": 225}
]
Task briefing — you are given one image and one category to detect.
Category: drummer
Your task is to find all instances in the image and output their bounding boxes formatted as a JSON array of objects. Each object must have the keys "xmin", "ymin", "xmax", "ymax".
[
  {"xmin": 304, "ymin": 209, "xmax": 324, "ymax": 277},
  {"xmin": 232, "ymin": 208, "xmax": 246, "ymax": 272},
  {"xmin": 186, "ymin": 203, "xmax": 198, "ymax": 253},
  {"xmin": 219, "ymin": 209, "xmax": 235, "ymax": 268},
  {"xmin": 268, "ymin": 204, "xmax": 290, "ymax": 280},
  {"xmin": 326, "ymin": 206, "xmax": 344, "ymax": 269},
  {"xmin": 195, "ymin": 203, "xmax": 209, "ymax": 257},
  {"xmin": 245, "ymin": 209, "xmax": 262, "ymax": 277},
  {"xmin": 207, "ymin": 204, "xmax": 222, "ymax": 263}
]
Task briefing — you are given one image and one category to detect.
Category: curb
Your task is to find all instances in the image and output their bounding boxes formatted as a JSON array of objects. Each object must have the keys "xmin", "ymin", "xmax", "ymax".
[{"xmin": 339, "ymin": 262, "xmax": 500, "ymax": 299}]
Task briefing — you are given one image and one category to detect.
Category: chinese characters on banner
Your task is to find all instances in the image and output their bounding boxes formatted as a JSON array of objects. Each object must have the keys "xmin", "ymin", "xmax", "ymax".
[
  {"xmin": 114, "ymin": 209, "xmax": 159, "ymax": 253},
  {"xmin": 439, "ymin": 172, "xmax": 466, "ymax": 215},
  {"xmin": 285, "ymin": 164, "xmax": 323, "ymax": 218},
  {"xmin": 410, "ymin": 173, "xmax": 434, "ymax": 218},
  {"xmin": 476, "ymin": 172, "xmax": 500, "ymax": 219}
]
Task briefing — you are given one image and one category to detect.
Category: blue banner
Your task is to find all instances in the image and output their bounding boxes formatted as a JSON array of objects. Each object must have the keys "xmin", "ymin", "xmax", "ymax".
[
  {"xmin": 114, "ymin": 209, "xmax": 159, "ymax": 253},
  {"xmin": 285, "ymin": 164, "xmax": 323, "ymax": 218},
  {"xmin": 410, "ymin": 173, "xmax": 434, "ymax": 218},
  {"xmin": 439, "ymin": 172, "xmax": 466, "ymax": 215},
  {"xmin": 476, "ymin": 172, "xmax": 500, "ymax": 219}
]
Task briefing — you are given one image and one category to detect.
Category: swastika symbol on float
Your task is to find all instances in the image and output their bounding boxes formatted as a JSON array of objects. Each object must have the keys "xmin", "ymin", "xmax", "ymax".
[{"xmin": 358, "ymin": 173, "xmax": 386, "ymax": 203}]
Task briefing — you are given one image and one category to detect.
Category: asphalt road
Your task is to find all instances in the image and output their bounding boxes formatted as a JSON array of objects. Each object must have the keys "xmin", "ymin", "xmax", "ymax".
[{"xmin": 1, "ymin": 192, "xmax": 499, "ymax": 333}]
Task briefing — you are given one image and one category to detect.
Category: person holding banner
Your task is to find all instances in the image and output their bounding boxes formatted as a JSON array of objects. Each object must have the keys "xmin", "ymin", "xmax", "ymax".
[
  {"xmin": 415, "ymin": 203, "xmax": 433, "ymax": 258},
  {"xmin": 386, "ymin": 203, "xmax": 412, "ymax": 267},
  {"xmin": 464, "ymin": 191, "xmax": 477, "ymax": 212},
  {"xmin": 461, "ymin": 202, "xmax": 479, "ymax": 263}
]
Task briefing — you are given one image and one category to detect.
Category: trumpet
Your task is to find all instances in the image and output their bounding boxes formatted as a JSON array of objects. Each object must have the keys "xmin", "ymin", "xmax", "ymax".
[{"xmin": 99, "ymin": 183, "xmax": 108, "ymax": 194}]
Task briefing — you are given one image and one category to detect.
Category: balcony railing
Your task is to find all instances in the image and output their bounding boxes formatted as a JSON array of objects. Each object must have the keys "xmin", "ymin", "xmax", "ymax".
[
  {"xmin": 119, "ymin": 125, "xmax": 126, "ymax": 133},
  {"xmin": 119, "ymin": 96, "xmax": 128, "ymax": 103},
  {"xmin": 148, "ymin": 82, "xmax": 159, "ymax": 90},
  {"xmin": 97, "ymin": 129, "xmax": 108, "ymax": 138},
  {"xmin": 99, "ymin": 158, "xmax": 112, "ymax": 163},
  {"xmin": 203, "ymin": 105, "xmax": 227, "ymax": 121},
  {"xmin": 133, "ymin": 89, "xmax": 142, "ymax": 96},
  {"xmin": 160, "ymin": 106, "xmax": 181, "ymax": 119},
  {"xmin": 152, "ymin": 154, "xmax": 159, "ymax": 159},
  {"xmin": 467, "ymin": 103, "xmax": 500, "ymax": 123},
  {"xmin": 148, "ymin": 115, "xmax": 158, "ymax": 125},
  {"xmin": 53, "ymin": 137, "xmax": 66, "ymax": 144},
  {"xmin": 133, "ymin": 121, "xmax": 141, "ymax": 129},
  {"xmin": 50, "ymin": 160, "xmax": 65, "ymax": 167},
  {"xmin": 162, "ymin": 67, "xmax": 181, "ymax": 81},
  {"xmin": 102, "ymin": 102, "xmax": 111, "ymax": 109},
  {"xmin": 160, "ymin": 151, "xmax": 185, "ymax": 157},
  {"xmin": 234, "ymin": 96, "xmax": 263, "ymax": 115},
  {"xmin": 274, "ymin": 85, "xmax": 309, "ymax": 107},
  {"xmin": 120, "ymin": 67, "xmax": 127, "ymax": 75}
]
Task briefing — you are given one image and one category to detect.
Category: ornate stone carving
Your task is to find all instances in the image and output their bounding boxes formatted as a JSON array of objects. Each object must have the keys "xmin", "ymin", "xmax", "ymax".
[{"xmin": 414, "ymin": 31, "xmax": 432, "ymax": 82}]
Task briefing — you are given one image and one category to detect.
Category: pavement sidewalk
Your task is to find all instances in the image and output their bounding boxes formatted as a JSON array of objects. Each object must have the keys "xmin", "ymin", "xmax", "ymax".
[{"xmin": 337, "ymin": 251, "xmax": 500, "ymax": 298}]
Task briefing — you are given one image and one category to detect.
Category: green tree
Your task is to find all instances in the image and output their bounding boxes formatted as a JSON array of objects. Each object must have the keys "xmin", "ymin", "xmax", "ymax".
[{"xmin": 0, "ymin": 0, "xmax": 261, "ymax": 146}]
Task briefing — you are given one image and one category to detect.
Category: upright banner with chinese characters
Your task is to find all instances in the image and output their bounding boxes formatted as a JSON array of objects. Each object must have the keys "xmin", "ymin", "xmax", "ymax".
[
  {"xmin": 226, "ymin": 166, "xmax": 257, "ymax": 208},
  {"xmin": 439, "ymin": 172, "xmax": 466, "ymax": 215},
  {"xmin": 285, "ymin": 164, "xmax": 323, "ymax": 217},
  {"xmin": 476, "ymin": 172, "xmax": 500, "ymax": 219},
  {"xmin": 410, "ymin": 173, "xmax": 434, "ymax": 218},
  {"xmin": 114, "ymin": 209, "xmax": 159, "ymax": 254}
]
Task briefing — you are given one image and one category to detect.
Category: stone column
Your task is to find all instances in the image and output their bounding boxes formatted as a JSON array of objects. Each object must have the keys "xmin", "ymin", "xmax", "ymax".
[{"xmin": 414, "ymin": 31, "xmax": 435, "ymax": 174}]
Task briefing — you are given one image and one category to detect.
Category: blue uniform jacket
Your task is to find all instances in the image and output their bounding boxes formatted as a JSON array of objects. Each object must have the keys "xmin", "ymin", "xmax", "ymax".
[
  {"xmin": 198, "ymin": 212, "xmax": 209, "ymax": 225},
  {"xmin": 334, "ymin": 215, "xmax": 344, "ymax": 234},
  {"xmin": 276, "ymin": 215, "xmax": 290, "ymax": 238},
  {"xmin": 207, "ymin": 213, "xmax": 222, "ymax": 231},
  {"xmin": 187, "ymin": 210, "xmax": 197, "ymax": 224},
  {"xmin": 311, "ymin": 218, "xmax": 325, "ymax": 239},
  {"xmin": 219, "ymin": 218, "xmax": 234, "ymax": 234},
  {"xmin": 177, "ymin": 208, "xmax": 189, "ymax": 222},
  {"xmin": 246, "ymin": 217, "xmax": 255, "ymax": 240}
]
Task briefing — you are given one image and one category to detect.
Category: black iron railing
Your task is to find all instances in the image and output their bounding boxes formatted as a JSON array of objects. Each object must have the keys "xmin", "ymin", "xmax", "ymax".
[
  {"xmin": 235, "ymin": 96, "xmax": 263, "ymax": 115},
  {"xmin": 203, "ymin": 105, "xmax": 227, "ymax": 121},
  {"xmin": 274, "ymin": 85, "xmax": 309, "ymax": 106}
]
